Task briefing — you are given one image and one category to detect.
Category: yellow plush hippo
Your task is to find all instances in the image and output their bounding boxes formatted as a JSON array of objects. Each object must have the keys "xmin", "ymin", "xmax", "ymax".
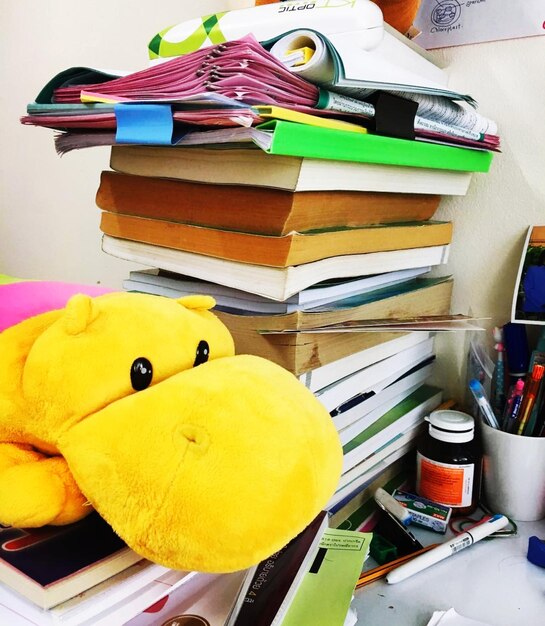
[{"xmin": 0, "ymin": 280, "xmax": 342, "ymax": 572}]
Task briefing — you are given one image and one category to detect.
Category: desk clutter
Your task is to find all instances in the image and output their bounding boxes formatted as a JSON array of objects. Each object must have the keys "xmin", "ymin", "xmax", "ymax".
[{"xmin": 3, "ymin": 0, "xmax": 526, "ymax": 624}]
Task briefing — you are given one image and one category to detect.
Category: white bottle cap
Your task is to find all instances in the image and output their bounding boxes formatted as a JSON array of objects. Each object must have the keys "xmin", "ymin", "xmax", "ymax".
[{"xmin": 427, "ymin": 410, "xmax": 474, "ymax": 444}]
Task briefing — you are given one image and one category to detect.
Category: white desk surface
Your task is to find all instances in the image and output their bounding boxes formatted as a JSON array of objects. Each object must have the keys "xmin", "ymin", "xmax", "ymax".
[{"xmin": 352, "ymin": 518, "xmax": 545, "ymax": 626}]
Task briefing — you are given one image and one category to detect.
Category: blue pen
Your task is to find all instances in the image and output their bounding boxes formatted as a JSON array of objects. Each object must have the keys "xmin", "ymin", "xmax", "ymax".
[{"xmin": 469, "ymin": 379, "xmax": 500, "ymax": 429}]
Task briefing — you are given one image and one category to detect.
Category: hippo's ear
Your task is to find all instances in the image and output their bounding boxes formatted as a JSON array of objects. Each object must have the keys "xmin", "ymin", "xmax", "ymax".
[
  {"xmin": 63, "ymin": 294, "xmax": 99, "ymax": 335},
  {"xmin": 177, "ymin": 295, "xmax": 216, "ymax": 311}
]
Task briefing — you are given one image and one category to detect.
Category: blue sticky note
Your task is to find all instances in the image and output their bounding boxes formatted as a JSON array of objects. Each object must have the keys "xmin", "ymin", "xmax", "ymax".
[{"xmin": 115, "ymin": 103, "xmax": 173, "ymax": 145}]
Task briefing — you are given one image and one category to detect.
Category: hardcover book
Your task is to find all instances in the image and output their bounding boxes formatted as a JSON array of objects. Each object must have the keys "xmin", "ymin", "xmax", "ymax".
[{"xmin": 214, "ymin": 278, "xmax": 453, "ymax": 332}]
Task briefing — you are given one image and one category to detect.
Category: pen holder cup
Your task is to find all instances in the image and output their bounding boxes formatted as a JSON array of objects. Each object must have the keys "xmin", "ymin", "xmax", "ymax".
[{"xmin": 481, "ymin": 423, "xmax": 545, "ymax": 521}]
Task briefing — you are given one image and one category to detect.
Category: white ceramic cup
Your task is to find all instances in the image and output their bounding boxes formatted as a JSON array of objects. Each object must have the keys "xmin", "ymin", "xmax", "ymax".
[{"xmin": 481, "ymin": 423, "xmax": 545, "ymax": 521}]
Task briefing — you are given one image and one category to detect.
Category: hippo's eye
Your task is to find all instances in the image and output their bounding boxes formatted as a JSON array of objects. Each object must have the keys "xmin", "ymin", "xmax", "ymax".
[
  {"xmin": 194, "ymin": 340, "xmax": 210, "ymax": 367},
  {"xmin": 131, "ymin": 357, "xmax": 153, "ymax": 391}
]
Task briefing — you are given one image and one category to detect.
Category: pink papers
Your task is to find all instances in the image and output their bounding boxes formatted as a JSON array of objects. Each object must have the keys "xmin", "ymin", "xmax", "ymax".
[{"xmin": 54, "ymin": 36, "xmax": 321, "ymax": 108}]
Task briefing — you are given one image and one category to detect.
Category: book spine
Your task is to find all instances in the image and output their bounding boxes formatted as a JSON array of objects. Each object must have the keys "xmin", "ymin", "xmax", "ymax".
[{"xmin": 232, "ymin": 512, "xmax": 326, "ymax": 626}]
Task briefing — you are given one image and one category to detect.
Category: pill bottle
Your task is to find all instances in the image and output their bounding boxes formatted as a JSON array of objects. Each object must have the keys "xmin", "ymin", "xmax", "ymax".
[{"xmin": 416, "ymin": 410, "xmax": 482, "ymax": 516}]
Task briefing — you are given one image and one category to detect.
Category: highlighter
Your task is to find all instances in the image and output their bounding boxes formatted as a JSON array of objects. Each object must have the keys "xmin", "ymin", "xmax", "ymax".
[{"xmin": 516, "ymin": 364, "xmax": 545, "ymax": 435}]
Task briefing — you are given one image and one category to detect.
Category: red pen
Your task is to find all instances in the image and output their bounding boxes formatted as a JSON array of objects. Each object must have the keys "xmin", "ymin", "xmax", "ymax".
[{"xmin": 502, "ymin": 379, "xmax": 525, "ymax": 432}]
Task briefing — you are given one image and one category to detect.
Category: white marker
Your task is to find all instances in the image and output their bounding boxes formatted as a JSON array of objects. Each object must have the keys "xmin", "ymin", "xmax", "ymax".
[
  {"xmin": 374, "ymin": 488, "xmax": 413, "ymax": 526},
  {"xmin": 386, "ymin": 514, "xmax": 509, "ymax": 584}
]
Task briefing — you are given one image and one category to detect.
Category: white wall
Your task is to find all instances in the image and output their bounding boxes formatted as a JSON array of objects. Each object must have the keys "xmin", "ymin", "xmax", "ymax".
[{"xmin": 1, "ymin": 2, "xmax": 544, "ymax": 400}]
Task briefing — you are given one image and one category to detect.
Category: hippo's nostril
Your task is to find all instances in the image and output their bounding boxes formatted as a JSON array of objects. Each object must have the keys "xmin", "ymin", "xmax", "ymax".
[{"xmin": 176, "ymin": 424, "xmax": 210, "ymax": 454}]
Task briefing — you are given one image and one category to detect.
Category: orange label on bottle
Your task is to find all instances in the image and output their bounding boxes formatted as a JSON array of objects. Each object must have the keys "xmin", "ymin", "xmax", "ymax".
[{"xmin": 416, "ymin": 453, "xmax": 474, "ymax": 507}]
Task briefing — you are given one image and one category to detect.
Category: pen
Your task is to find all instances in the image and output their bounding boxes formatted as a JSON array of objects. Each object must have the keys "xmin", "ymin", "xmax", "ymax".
[
  {"xmin": 468, "ymin": 379, "xmax": 500, "ymax": 429},
  {"xmin": 386, "ymin": 515, "xmax": 509, "ymax": 584},
  {"xmin": 502, "ymin": 379, "xmax": 525, "ymax": 433},
  {"xmin": 516, "ymin": 364, "xmax": 545, "ymax": 435}
]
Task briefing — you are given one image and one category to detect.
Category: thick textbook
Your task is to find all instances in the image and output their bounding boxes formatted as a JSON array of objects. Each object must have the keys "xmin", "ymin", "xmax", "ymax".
[
  {"xmin": 214, "ymin": 278, "xmax": 453, "ymax": 332},
  {"xmin": 213, "ymin": 279, "xmax": 451, "ymax": 366},
  {"xmin": 101, "ymin": 235, "xmax": 451, "ymax": 300},
  {"xmin": 109, "ymin": 146, "xmax": 474, "ymax": 195},
  {"xmin": 100, "ymin": 213, "xmax": 452, "ymax": 267},
  {"xmin": 0, "ymin": 513, "xmax": 141, "ymax": 609},
  {"xmin": 251, "ymin": 120, "xmax": 494, "ymax": 173},
  {"xmin": 96, "ymin": 171, "xmax": 440, "ymax": 236},
  {"xmin": 219, "ymin": 328, "xmax": 413, "ymax": 377}
]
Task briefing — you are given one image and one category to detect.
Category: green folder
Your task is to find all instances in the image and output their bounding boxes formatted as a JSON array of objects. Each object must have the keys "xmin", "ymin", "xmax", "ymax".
[{"xmin": 257, "ymin": 120, "xmax": 493, "ymax": 173}]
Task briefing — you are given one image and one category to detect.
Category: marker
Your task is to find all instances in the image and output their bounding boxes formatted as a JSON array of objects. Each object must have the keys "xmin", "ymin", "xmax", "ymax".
[
  {"xmin": 492, "ymin": 327, "xmax": 506, "ymax": 415},
  {"xmin": 468, "ymin": 379, "xmax": 500, "ymax": 429},
  {"xmin": 374, "ymin": 487, "xmax": 413, "ymax": 526},
  {"xmin": 503, "ymin": 322, "xmax": 529, "ymax": 383},
  {"xmin": 386, "ymin": 515, "xmax": 509, "ymax": 584}
]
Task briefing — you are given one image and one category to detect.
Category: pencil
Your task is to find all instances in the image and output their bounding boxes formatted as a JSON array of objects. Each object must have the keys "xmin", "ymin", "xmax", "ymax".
[{"xmin": 356, "ymin": 543, "xmax": 439, "ymax": 589}]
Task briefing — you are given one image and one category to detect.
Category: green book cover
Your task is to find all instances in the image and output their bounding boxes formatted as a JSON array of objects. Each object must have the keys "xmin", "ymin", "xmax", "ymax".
[
  {"xmin": 258, "ymin": 120, "xmax": 492, "ymax": 173},
  {"xmin": 343, "ymin": 385, "xmax": 439, "ymax": 455},
  {"xmin": 280, "ymin": 529, "xmax": 371, "ymax": 626}
]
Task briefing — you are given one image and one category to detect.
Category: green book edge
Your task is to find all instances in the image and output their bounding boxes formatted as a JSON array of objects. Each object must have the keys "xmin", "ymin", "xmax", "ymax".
[
  {"xmin": 343, "ymin": 385, "xmax": 439, "ymax": 455},
  {"xmin": 257, "ymin": 120, "xmax": 492, "ymax": 173}
]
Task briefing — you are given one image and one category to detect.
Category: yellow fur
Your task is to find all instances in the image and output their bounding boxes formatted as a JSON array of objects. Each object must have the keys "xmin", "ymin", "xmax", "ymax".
[{"xmin": 0, "ymin": 291, "xmax": 342, "ymax": 572}]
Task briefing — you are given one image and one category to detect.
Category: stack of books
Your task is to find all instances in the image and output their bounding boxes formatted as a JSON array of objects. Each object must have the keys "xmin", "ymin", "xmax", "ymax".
[
  {"xmin": 0, "ymin": 510, "xmax": 369, "ymax": 626},
  {"xmin": 0, "ymin": 513, "xmax": 195, "ymax": 625},
  {"xmin": 94, "ymin": 133, "xmax": 478, "ymax": 517}
]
